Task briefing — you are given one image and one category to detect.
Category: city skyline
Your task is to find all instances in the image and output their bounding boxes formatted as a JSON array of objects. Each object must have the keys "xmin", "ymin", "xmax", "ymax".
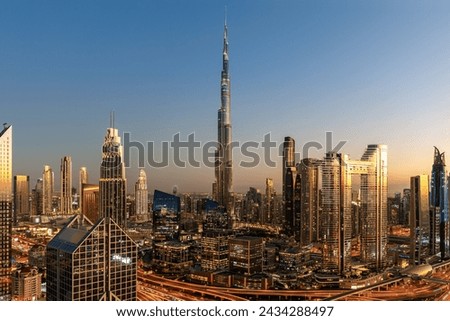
[{"xmin": 3, "ymin": 1, "xmax": 450, "ymax": 194}]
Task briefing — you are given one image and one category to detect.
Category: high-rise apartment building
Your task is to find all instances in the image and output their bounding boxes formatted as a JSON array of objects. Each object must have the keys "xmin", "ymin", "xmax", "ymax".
[
  {"xmin": 430, "ymin": 147, "xmax": 448, "ymax": 259},
  {"xmin": 78, "ymin": 167, "xmax": 88, "ymax": 209},
  {"xmin": 360, "ymin": 144, "xmax": 388, "ymax": 270},
  {"xmin": 321, "ymin": 144, "xmax": 388, "ymax": 274},
  {"xmin": 31, "ymin": 179, "xmax": 43, "ymax": 217},
  {"xmin": 282, "ymin": 137, "xmax": 296, "ymax": 236},
  {"xmin": 60, "ymin": 156, "xmax": 73, "ymax": 215},
  {"xmin": 153, "ymin": 190, "xmax": 180, "ymax": 241},
  {"xmin": 99, "ymin": 117, "xmax": 127, "ymax": 227},
  {"xmin": 0, "ymin": 123, "xmax": 12, "ymax": 300},
  {"xmin": 264, "ymin": 178, "xmax": 275, "ymax": 224},
  {"xmin": 410, "ymin": 175, "xmax": 430, "ymax": 264},
  {"xmin": 215, "ymin": 21, "xmax": 233, "ymax": 214},
  {"xmin": 299, "ymin": 158, "xmax": 321, "ymax": 245},
  {"xmin": 13, "ymin": 175, "xmax": 30, "ymax": 224},
  {"xmin": 82, "ymin": 184, "xmax": 99, "ymax": 223},
  {"xmin": 135, "ymin": 169, "xmax": 149, "ymax": 222},
  {"xmin": 42, "ymin": 165, "xmax": 54, "ymax": 214}
]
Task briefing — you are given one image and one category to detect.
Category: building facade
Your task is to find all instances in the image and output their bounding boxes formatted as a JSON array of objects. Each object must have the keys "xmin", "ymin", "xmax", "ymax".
[
  {"xmin": 215, "ymin": 21, "xmax": 233, "ymax": 214},
  {"xmin": 135, "ymin": 169, "xmax": 149, "ymax": 222},
  {"xmin": 99, "ymin": 120, "xmax": 127, "ymax": 227},
  {"xmin": 46, "ymin": 215, "xmax": 137, "ymax": 301},
  {"xmin": 42, "ymin": 165, "xmax": 54, "ymax": 215},
  {"xmin": 13, "ymin": 175, "xmax": 30, "ymax": 224},
  {"xmin": 299, "ymin": 158, "xmax": 321, "ymax": 245},
  {"xmin": 60, "ymin": 156, "xmax": 73, "ymax": 215},
  {"xmin": 12, "ymin": 266, "xmax": 42, "ymax": 301},
  {"xmin": 81, "ymin": 184, "xmax": 99, "ymax": 223},
  {"xmin": 0, "ymin": 124, "xmax": 12, "ymax": 300},
  {"xmin": 410, "ymin": 175, "xmax": 430, "ymax": 264},
  {"xmin": 430, "ymin": 147, "xmax": 448, "ymax": 259},
  {"xmin": 282, "ymin": 136, "xmax": 296, "ymax": 236}
]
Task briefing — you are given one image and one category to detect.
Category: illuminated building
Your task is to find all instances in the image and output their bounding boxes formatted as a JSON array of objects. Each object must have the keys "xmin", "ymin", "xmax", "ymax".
[
  {"xmin": 13, "ymin": 175, "xmax": 30, "ymax": 224},
  {"xmin": 410, "ymin": 175, "xmax": 430, "ymax": 264},
  {"xmin": 153, "ymin": 241, "xmax": 192, "ymax": 275},
  {"xmin": 294, "ymin": 171, "xmax": 301, "ymax": 242},
  {"xmin": 60, "ymin": 156, "xmax": 73, "ymax": 215},
  {"xmin": 42, "ymin": 165, "xmax": 54, "ymax": 214},
  {"xmin": 12, "ymin": 266, "xmax": 42, "ymax": 301},
  {"xmin": 201, "ymin": 230, "xmax": 230, "ymax": 271},
  {"xmin": 28, "ymin": 245, "xmax": 46, "ymax": 269},
  {"xmin": 321, "ymin": 145, "xmax": 388, "ymax": 274},
  {"xmin": 201, "ymin": 199, "xmax": 227, "ymax": 231},
  {"xmin": 282, "ymin": 136, "xmax": 296, "ymax": 235},
  {"xmin": 229, "ymin": 236, "xmax": 263, "ymax": 275},
  {"xmin": 46, "ymin": 215, "xmax": 137, "ymax": 301},
  {"xmin": 31, "ymin": 179, "xmax": 43, "ymax": 217},
  {"xmin": 243, "ymin": 187, "xmax": 263, "ymax": 223},
  {"xmin": 152, "ymin": 189, "xmax": 180, "ymax": 241},
  {"xmin": 264, "ymin": 178, "xmax": 275, "ymax": 224},
  {"xmin": 81, "ymin": 184, "xmax": 99, "ymax": 223},
  {"xmin": 299, "ymin": 158, "xmax": 321, "ymax": 245},
  {"xmin": 360, "ymin": 144, "xmax": 388, "ymax": 270},
  {"xmin": 135, "ymin": 169, "xmax": 149, "ymax": 223},
  {"xmin": 78, "ymin": 167, "xmax": 88, "ymax": 209},
  {"xmin": 99, "ymin": 115, "xmax": 127, "ymax": 227},
  {"xmin": 215, "ymin": 20, "xmax": 233, "ymax": 215},
  {"xmin": 0, "ymin": 123, "xmax": 12, "ymax": 300},
  {"xmin": 430, "ymin": 147, "xmax": 448, "ymax": 259}
]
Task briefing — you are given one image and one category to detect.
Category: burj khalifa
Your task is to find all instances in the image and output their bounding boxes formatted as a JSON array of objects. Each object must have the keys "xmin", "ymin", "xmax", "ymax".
[{"xmin": 215, "ymin": 20, "xmax": 233, "ymax": 213}]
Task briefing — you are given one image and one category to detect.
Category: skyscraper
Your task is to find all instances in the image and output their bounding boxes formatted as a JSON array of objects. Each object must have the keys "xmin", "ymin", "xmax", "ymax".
[
  {"xmin": 360, "ymin": 144, "xmax": 388, "ymax": 270},
  {"xmin": 321, "ymin": 144, "xmax": 388, "ymax": 274},
  {"xmin": 99, "ymin": 116, "xmax": 127, "ymax": 227},
  {"xmin": 264, "ymin": 178, "xmax": 275, "ymax": 224},
  {"xmin": 299, "ymin": 158, "xmax": 321, "ymax": 245},
  {"xmin": 60, "ymin": 156, "xmax": 73, "ymax": 215},
  {"xmin": 135, "ymin": 169, "xmax": 149, "ymax": 222},
  {"xmin": 42, "ymin": 165, "xmax": 54, "ymax": 215},
  {"xmin": 82, "ymin": 184, "xmax": 99, "ymax": 223},
  {"xmin": 282, "ymin": 136, "xmax": 296, "ymax": 236},
  {"xmin": 430, "ymin": 146, "xmax": 448, "ymax": 259},
  {"xmin": 0, "ymin": 123, "xmax": 12, "ymax": 300},
  {"xmin": 46, "ymin": 215, "xmax": 137, "ymax": 301},
  {"xmin": 79, "ymin": 166, "xmax": 88, "ymax": 209},
  {"xmin": 410, "ymin": 174, "xmax": 430, "ymax": 264},
  {"xmin": 31, "ymin": 179, "xmax": 43, "ymax": 217},
  {"xmin": 215, "ymin": 20, "xmax": 233, "ymax": 214},
  {"xmin": 13, "ymin": 175, "xmax": 30, "ymax": 224}
]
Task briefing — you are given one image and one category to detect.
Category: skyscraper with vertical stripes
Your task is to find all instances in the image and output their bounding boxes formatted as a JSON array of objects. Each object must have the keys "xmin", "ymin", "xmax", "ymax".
[
  {"xmin": 215, "ymin": 19, "xmax": 233, "ymax": 215},
  {"xmin": 0, "ymin": 123, "xmax": 12, "ymax": 300}
]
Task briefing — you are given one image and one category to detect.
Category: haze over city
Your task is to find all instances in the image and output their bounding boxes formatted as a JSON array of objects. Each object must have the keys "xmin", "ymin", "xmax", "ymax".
[{"xmin": 2, "ymin": 0, "xmax": 450, "ymax": 194}]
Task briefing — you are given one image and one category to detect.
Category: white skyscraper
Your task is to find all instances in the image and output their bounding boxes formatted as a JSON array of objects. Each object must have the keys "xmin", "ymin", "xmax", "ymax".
[{"xmin": 135, "ymin": 169, "xmax": 149, "ymax": 222}]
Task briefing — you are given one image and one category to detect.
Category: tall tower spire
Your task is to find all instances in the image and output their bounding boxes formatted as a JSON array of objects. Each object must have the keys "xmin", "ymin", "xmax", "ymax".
[{"xmin": 215, "ymin": 16, "xmax": 233, "ymax": 217}]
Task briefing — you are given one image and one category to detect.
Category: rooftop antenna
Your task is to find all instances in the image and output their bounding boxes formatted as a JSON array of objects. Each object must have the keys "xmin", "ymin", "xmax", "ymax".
[
  {"xmin": 110, "ymin": 110, "xmax": 115, "ymax": 128},
  {"xmin": 224, "ymin": 6, "xmax": 227, "ymax": 26}
]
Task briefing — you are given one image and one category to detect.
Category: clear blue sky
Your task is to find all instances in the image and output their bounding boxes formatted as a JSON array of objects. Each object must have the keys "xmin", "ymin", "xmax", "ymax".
[{"xmin": 2, "ymin": 0, "xmax": 450, "ymax": 194}]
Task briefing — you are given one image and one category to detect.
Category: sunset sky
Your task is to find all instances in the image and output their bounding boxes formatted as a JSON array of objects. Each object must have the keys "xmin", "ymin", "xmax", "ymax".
[{"xmin": 2, "ymin": 0, "xmax": 450, "ymax": 194}]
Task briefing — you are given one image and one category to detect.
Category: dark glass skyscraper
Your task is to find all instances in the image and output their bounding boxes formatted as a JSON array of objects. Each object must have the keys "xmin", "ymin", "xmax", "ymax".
[
  {"xmin": 430, "ymin": 146, "xmax": 448, "ymax": 259},
  {"xmin": 99, "ymin": 117, "xmax": 127, "ymax": 228},
  {"xmin": 215, "ymin": 20, "xmax": 233, "ymax": 215},
  {"xmin": 282, "ymin": 137, "xmax": 296, "ymax": 236},
  {"xmin": 152, "ymin": 189, "xmax": 181, "ymax": 241}
]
